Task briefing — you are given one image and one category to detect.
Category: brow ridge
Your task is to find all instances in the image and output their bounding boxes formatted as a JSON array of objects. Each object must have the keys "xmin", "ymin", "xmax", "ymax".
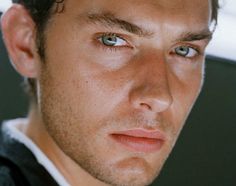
[
  {"xmin": 178, "ymin": 30, "xmax": 213, "ymax": 42},
  {"xmin": 84, "ymin": 12, "xmax": 153, "ymax": 37},
  {"xmin": 80, "ymin": 12, "xmax": 212, "ymax": 42}
]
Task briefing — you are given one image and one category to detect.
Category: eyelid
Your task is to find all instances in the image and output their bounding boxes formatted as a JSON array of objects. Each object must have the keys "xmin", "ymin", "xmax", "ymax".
[
  {"xmin": 95, "ymin": 32, "xmax": 133, "ymax": 48},
  {"xmin": 100, "ymin": 33, "xmax": 127, "ymax": 46},
  {"xmin": 171, "ymin": 44, "xmax": 201, "ymax": 59}
]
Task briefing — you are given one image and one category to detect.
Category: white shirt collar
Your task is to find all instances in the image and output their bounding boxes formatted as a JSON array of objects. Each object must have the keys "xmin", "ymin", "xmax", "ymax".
[{"xmin": 3, "ymin": 118, "xmax": 70, "ymax": 186}]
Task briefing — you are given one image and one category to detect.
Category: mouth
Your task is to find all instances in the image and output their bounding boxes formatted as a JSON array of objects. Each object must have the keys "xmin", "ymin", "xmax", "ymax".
[{"xmin": 110, "ymin": 129, "xmax": 166, "ymax": 153}]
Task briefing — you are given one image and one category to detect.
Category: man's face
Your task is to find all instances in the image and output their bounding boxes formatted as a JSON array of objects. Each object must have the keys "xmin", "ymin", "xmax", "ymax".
[{"xmin": 38, "ymin": 0, "xmax": 212, "ymax": 185}]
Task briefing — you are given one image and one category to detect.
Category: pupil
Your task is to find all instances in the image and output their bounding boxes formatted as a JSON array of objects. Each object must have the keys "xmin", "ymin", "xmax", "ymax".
[
  {"xmin": 103, "ymin": 35, "xmax": 117, "ymax": 46},
  {"xmin": 176, "ymin": 46, "xmax": 189, "ymax": 56},
  {"xmin": 108, "ymin": 37, "xmax": 114, "ymax": 41}
]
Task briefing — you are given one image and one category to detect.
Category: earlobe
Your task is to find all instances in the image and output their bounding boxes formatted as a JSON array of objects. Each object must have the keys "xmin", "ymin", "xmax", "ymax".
[{"xmin": 1, "ymin": 4, "xmax": 39, "ymax": 78}]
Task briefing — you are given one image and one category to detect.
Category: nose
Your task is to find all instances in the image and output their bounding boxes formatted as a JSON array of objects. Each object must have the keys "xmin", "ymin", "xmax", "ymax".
[{"xmin": 129, "ymin": 50, "xmax": 173, "ymax": 113}]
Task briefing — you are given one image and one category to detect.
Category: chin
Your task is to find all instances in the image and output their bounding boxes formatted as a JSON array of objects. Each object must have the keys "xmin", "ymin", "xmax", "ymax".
[
  {"xmin": 98, "ymin": 170, "xmax": 158, "ymax": 186},
  {"xmin": 94, "ymin": 157, "xmax": 163, "ymax": 186}
]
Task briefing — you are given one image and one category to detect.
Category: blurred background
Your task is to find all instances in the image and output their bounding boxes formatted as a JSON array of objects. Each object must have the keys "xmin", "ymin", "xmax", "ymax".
[{"xmin": 0, "ymin": 0, "xmax": 236, "ymax": 186}]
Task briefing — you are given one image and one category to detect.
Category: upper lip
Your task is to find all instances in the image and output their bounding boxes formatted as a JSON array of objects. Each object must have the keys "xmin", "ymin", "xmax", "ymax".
[{"xmin": 111, "ymin": 129, "xmax": 166, "ymax": 140}]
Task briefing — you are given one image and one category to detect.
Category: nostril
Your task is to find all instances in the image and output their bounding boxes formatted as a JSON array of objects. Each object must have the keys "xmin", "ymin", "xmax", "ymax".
[
  {"xmin": 140, "ymin": 102, "xmax": 152, "ymax": 110},
  {"xmin": 130, "ymin": 84, "xmax": 173, "ymax": 113}
]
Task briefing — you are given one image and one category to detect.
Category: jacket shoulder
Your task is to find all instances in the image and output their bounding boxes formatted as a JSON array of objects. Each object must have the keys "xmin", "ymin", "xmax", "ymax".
[{"xmin": 0, "ymin": 166, "xmax": 16, "ymax": 186}]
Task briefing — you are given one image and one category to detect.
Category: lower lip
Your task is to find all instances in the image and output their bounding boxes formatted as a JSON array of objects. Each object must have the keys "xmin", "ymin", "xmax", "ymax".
[{"xmin": 110, "ymin": 134, "xmax": 164, "ymax": 153}]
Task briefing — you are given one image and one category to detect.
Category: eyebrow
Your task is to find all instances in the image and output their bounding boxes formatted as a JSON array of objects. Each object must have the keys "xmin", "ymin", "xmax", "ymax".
[
  {"xmin": 177, "ymin": 29, "xmax": 213, "ymax": 42},
  {"xmin": 82, "ymin": 12, "xmax": 213, "ymax": 42},
  {"xmin": 84, "ymin": 12, "xmax": 153, "ymax": 37}
]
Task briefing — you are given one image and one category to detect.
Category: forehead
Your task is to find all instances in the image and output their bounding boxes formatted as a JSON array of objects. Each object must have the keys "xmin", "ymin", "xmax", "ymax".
[
  {"xmin": 64, "ymin": 0, "xmax": 211, "ymax": 20},
  {"xmin": 62, "ymin": 0, "xmax": 211, "ymax": 33}
]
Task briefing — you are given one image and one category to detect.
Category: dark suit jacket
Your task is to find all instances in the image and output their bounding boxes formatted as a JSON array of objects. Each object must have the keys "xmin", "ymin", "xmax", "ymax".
[{"xmin": 0, "ymin": 124, "xmax": 59, "ymax": 186}]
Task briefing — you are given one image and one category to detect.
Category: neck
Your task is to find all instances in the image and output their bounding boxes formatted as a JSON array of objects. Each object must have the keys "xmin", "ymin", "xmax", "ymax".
[{"xmin": 21, "ymin": 106, "xmax": 108, "ymax": 186}]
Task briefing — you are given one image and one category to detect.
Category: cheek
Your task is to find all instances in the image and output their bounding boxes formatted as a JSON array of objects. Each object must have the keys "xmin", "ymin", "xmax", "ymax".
[
  {"xmin": 167, "ymin": 68, "xmax": 203, "ymax": 134},
  {"xmin": 39, "ymin": 58, "xmax": 128, "ymax": 131}
]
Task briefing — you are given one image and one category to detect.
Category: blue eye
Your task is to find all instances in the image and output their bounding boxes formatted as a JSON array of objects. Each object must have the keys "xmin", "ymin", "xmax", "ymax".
[
  {"xmin": 99, "ymin": 34, "xmax": 127, "ymax": 47},
  {"xmin": 175, "ymin": 46, "xmax": 198, "ymax": 58}
]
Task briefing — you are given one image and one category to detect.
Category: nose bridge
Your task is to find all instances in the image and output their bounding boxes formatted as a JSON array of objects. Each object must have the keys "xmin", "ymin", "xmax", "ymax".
[
  {"xmin": 145, "ymin": 50, "xmax": 167, "ymax": 84},
  {"xmin": 130, "ymin": 49, "xmax": 173, "ymax": 113}
]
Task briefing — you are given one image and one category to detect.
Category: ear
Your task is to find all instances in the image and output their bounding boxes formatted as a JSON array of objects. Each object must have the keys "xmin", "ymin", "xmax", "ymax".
[{"xmin": 1, "ymin": 4, "xmax": 40, "ymax": 78}]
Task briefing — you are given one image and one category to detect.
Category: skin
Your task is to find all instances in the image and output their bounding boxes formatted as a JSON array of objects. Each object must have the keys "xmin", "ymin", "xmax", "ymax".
[{"xmin": 1, "ymin": 0, "xmax": 213, "ymax": 185}]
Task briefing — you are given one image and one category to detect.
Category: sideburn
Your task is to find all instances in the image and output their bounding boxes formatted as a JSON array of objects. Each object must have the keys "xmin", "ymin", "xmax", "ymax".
[{"xmin": 25, "ymin": 1, "xmax": 66, "ymax": 103}]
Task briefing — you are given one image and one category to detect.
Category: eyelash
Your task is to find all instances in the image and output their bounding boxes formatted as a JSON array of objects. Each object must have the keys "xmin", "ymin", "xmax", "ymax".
[
  {"xmin": 174, "ymin": 45, "xmax": 201, "ymax": 59},
  {"xmin": 95, "ymin": 32, "xmax": 131, "ymax": 51}
]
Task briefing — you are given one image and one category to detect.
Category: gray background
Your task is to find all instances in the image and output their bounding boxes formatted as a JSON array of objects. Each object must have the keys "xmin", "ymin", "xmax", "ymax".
[{"xmin": 1, "ymin": 27, "xmax": 235, "ymax": 185}]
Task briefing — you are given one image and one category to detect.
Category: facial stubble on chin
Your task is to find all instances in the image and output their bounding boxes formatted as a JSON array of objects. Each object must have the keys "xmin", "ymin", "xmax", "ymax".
[
  {"xmin": 38, "ymin": 63, "xmax": 177, "ymax": 186},
  {"xmin": 41, "ymin": 99, "xmax": 174, "ymax": 186}
]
